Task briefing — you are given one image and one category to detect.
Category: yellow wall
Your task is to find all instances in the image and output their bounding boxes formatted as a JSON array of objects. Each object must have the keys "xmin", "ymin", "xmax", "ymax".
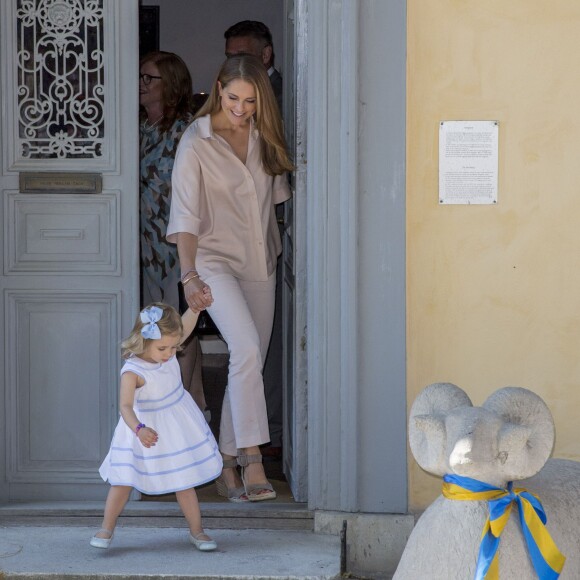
[{"xmin": 407, "ymin": 0, "xmax": 580, "ymax": 511}]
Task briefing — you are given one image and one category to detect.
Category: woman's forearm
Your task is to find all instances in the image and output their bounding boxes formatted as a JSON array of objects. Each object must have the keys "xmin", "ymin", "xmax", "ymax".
[
  {"xmin": 176, "ymin": 232, "xmax": 200, "ymax": 274},
  {"xmin": 176, "ymin": 232, "xmax": 212, "ymax": 311}
]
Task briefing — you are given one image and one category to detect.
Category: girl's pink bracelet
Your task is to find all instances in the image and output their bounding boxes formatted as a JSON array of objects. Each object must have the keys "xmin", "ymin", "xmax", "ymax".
[{"xmin": 135, "ymin": 423, "xmax": 146, "ymax": 435}]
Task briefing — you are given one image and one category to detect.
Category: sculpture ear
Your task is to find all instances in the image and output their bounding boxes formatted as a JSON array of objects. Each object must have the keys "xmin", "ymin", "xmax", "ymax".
[
  {"xmin": 413, "ymin": 414, "xmax": 445, "ymax": 437},
  {"xmin": 498, "ymin": 423, "xmax": 533, "ymax": 455},
  {"xmin": 409, "ymin": 383, "xmax": 473, "ymax": 476},
  {"xmin": 483, "ymin": 387, "xmax": 554, "ymax": 479}
]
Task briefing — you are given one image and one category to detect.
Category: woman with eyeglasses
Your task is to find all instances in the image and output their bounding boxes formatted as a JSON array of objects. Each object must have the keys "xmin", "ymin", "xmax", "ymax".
[{"xmin": 138, "ymin": 51, "xmax": 207, "ymax": 415}]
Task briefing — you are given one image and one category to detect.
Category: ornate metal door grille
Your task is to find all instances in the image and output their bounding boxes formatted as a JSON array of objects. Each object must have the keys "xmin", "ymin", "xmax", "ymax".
[{"xmin": 16, "ymin": 0, "xmax": 105, "ymax": 160}]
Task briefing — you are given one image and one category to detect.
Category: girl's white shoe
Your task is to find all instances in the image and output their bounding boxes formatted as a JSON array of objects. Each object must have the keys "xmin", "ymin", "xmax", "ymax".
[
  {"xmin": 90, "ymin": 529, "xmax": 114, "ymax": 549},
  {"xmin": 189, "ymin": 532, "xmax": 217, "ymax": 551}
]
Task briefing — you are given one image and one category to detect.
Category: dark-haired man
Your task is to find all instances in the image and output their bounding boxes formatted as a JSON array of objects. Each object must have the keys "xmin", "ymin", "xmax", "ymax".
[{"xmin": 224, "ymin": 20, "xmax": 282, "ymax": 112}]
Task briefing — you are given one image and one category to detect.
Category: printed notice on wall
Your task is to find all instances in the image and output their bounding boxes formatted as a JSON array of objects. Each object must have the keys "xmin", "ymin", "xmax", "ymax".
[{"xmin": 439, "ymin": 120, "xmax": 498, "ymax": 204}]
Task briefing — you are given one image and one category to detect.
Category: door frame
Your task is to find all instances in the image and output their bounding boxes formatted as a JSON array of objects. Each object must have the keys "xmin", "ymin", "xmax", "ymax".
[
  {"xmin": 304, "ymin": 0, "xmax": 408, "ymax": 513},
  {"xmin": 280, "ymin": 0, "xmax": 309, "ymax": 502}
]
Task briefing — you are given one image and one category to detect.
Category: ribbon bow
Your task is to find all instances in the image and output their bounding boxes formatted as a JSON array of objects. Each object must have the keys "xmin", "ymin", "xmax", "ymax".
[
  {"xmin": 140, "ymin": 306, "xmax": 163, "ymax": 339},
  {"xmin": 442, "ymin": 474, "xmax": 565, "ymax": 580}
]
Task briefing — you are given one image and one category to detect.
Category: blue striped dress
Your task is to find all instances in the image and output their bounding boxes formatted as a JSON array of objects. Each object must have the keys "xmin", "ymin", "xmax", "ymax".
[{"xmin": 99, "ymin": 355, "xmax": 222, "ymax": 494}]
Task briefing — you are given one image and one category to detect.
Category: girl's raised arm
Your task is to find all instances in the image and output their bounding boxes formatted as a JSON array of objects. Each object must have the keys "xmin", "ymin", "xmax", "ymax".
[{"xmin": 180, "ymin": 308, "xmax": 200, "ymax": 344}]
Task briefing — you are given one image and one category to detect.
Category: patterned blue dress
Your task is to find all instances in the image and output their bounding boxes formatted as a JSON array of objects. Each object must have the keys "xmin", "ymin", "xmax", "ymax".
[{"xmin": 140, "ymin": 115, "xmax": 192, "ymax": 309}]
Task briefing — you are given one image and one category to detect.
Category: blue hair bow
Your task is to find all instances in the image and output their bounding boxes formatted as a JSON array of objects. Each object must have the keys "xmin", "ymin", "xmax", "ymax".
[{"xmin": 140, "ymin": 306, "xmax": 163, "ymax": 339}]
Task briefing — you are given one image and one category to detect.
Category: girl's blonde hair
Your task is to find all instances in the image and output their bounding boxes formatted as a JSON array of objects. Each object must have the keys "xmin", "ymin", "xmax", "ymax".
[
  {"xmin": 195, "ymin": 55, "xmax": 294, "ymax": 176},
  {"xmin": 121, "ymin": 303, "xmax": 183, "ymax": 359}
]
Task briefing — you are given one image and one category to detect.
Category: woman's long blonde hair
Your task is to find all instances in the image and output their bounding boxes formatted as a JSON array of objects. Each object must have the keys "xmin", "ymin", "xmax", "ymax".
[
  {"xmin": 195, "ymin": 55, "xmax": 293, "ymax": 176},
  {"xmin": 121, "ymin": 303, "xmax": 183, "ymax": 360}
]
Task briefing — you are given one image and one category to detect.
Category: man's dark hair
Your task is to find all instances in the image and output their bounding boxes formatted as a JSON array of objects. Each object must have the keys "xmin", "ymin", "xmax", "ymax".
[{"xmin": 224, "ymin": 20, "xmax": 273, "ymax": 47}]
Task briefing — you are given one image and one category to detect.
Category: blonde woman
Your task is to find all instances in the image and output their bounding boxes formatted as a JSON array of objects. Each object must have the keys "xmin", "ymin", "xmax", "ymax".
[{"xmin": 167, "ymin": 55, "xmax": 293, "ymax": 502}]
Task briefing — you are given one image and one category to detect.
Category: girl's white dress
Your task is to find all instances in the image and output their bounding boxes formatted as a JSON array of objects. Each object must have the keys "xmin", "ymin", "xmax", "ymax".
[{"xmin": 99, "ymin": 355, "xmax": 222, "ymax": 494}]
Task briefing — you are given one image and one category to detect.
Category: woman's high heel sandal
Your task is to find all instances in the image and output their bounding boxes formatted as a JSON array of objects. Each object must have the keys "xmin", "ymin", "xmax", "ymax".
[
  {"xmin": 215, "ymin": 458, "xmax": 248, "ymax": 502},
  {"xmin": 237, "ymin": 454, "xmax": 277, "ymax": 502}
]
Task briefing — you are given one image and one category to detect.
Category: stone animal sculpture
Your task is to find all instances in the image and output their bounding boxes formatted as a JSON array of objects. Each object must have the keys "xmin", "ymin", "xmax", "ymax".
[{"xmin": 394, "ymin": 383, "xmax": 580, "ymax": 580}]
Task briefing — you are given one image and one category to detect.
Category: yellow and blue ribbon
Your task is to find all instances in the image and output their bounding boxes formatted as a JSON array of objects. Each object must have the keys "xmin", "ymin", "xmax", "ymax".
[{"xmin": 442, "ymin": 474, "xmax": 565, "ymax": 580}]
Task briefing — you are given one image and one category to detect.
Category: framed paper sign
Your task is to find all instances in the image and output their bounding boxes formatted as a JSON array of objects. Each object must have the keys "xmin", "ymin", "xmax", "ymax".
[{"xmin": 439, "ymin": 120, "xmax": 499, "ymax": 205}]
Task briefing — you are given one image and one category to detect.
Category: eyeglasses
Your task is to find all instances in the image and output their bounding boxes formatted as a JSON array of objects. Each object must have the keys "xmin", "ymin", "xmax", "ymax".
[{"xmin": 140, "ymin": 73, "xmax": 162, "ymax": 85}]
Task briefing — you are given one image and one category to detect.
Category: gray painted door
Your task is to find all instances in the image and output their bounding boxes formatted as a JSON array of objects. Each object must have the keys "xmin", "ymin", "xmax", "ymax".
[
  {"xmin": 281, "ymin": 0, "xmax": 308, "ymax": 502},
  {"xmin": 0, "ymin": 0, "xmax": 139, "ymax": 501}
]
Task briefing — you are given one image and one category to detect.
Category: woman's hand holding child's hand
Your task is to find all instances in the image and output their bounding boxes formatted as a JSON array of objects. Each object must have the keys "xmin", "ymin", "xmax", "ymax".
[
  {"xmin": 138, "ymin": 426, "xmax": 159, "ymax": 448},
  {"xmin": 186, "ymin": 280, "xmax": 213, "ymax": 313},
  {"xmin": 201, "ymin": 286, "xmax": 213, "ymax": 304}
]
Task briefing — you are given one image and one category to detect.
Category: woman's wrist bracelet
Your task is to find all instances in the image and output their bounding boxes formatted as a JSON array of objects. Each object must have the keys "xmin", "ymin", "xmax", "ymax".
[
  {"xmin": 135, "ymin": 423, "xmax": 146, "ymax": 435},
  {"xmin": 181, "ymin": 268, "xmax": 198, "ymax": 283},
  {"xmin": 182, "ymin": 273, "xmax": 200, "ymax": 286}
]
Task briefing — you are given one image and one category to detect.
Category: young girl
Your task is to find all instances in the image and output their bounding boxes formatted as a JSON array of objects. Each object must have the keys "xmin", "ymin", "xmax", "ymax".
[{"xmin": 90, "ymin": 301, "xmax": 222, "ymax": 551}]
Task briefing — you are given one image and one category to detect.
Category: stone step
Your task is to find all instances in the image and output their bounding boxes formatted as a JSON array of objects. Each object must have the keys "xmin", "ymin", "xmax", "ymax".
[
  {"xmin": 0, "ymin": 525, "xmax": 341, "ymax": 580},
  {"xmin": 0, "ymin": 500, "xmax": 314, "ymax": 531}
]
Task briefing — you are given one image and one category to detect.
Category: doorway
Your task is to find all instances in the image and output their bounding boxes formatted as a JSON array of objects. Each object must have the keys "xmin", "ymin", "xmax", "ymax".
[
  {"xmin": 0, "ymin": 0, "xmax": 307, "ymax": 505},
  {"xmin": 137, "ymin": 0, "xmax": 308, "ymax": 503}
]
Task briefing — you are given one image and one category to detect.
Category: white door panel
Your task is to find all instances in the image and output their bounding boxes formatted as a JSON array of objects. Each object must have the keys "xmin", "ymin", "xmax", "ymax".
[{"xmin": 0, "ymin": 0, "xmax": 138, "ymax": 501}]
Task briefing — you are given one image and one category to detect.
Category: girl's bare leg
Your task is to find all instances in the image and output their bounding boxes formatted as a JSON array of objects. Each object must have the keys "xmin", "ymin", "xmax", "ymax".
[
  {"xmin": 95, "ymin": 485, "xmax": 132, "ymax": 538},
  {"xmin": 176, "ymin": 487, "xmax": 210, "ymax": 538}
]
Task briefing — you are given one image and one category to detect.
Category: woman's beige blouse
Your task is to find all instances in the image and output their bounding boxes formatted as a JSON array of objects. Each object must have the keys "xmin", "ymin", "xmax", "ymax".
[{"xmin": 167, "ymin": 115, "xmax": 291, "ymax": 281}]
